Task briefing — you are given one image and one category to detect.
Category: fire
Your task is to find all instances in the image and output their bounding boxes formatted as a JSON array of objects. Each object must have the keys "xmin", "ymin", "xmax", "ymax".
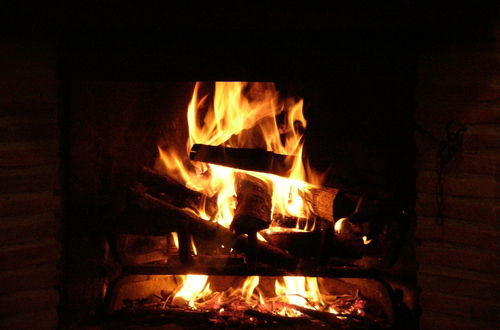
[
  {"xmin": 172, "ymin": 275, "xmax": 328, "ymax": 316},
  {"xmin": 173, "ymin": 274, "xmax": 211, "ymax": 308},
  {"xmin": 274, "ymin": 276, "xmax": 324, "ymax": 316},
  {"xmin": 157, "ymin": 82, "xmax": 323, "ymax": 229},
  {"xmin": 157, "ymin": 83, "xmax": 343, "ymax": 318},
  {"xmin": 241, "ymin": 275, "xmax": 260, "ymax": 301},
  {"xmin": 362, "ymin": 235, "xmax": 372, "ymax": 245},
  {"xmin": 334, "ymin": 218, "xmax": 348, "ymax": 233},
  {"xmin": 168, "ymin": 275, "xmax": 366, "ymax": 320}
]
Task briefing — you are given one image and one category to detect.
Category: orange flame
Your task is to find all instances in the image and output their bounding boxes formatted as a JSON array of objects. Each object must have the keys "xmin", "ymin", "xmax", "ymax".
[
  {"xmin": 362, "ymin": 236, "xmax": 372, "ymax": 245},
  {"xmin": 241, "ymin": 275, "xmax": 260, "ymax": 301},
  {"xmin": 274, "ymin": 276, "xmax": 324, "ymax": 316},
  {"xmin": 157, "ymin": 82, "xmax": 323, "ymax": 229},
  {"xmin": 170, "ymin": 275, "xmax": 357, "ymax": 318},
  {"xmin": 173, "ymin": 275, "xmax": 211, "ymax": 307}
]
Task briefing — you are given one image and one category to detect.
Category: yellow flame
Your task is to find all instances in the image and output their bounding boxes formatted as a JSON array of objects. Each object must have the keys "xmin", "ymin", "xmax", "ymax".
[
  {"xmin": 171, "ymin": 232, "xmax": 179, "ymax": 249},
  {"xmin": 274, "ymin": 276, "xmax": 324, "ymax": 316},
  {"xmin": 241, "ymin": 276, "xmax": 260, "ymax": 301},
  {"xmin": 157, "ymin": 82, "xmax": 324, "ymax": 230},
  {"xmin": 170, "ymin": 232, "xmax": 198, "ymax": 255},
  {"xmin": 334, "ymin": 218, "xmax": 348, "ymax": 233},
  {"xmin": 190, "ymin": 236, "xmax": 198, "ymax": 255},
  {"xmin": 174, "ymin": 275, "xmax": 211, "ymax": 308},
  {"xmin": 168, "ymin": 275, "xmax": 358, "ymax": 317},
  {"xmin": 329, "ymin": 306, "xmax": 339, "ymax": 314},
  {"xmin": 362, "ymin": 236, "xmax": 372, "ymax": 245}
]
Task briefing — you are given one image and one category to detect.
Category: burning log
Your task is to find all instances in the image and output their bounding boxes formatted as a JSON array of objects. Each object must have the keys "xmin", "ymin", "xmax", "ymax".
[
  {"xmin": 276, "ymin": 303, "xmax": 365, "ymax": 328},
  {"xmin": 137, "ymin": 167, "xmax": 216, "ymax": 214},
  {"xmin": 190, "ymin": 144, "xmax": 293, "ymax": 177},
  {"xmin": 261, "ymin": 229, "xmax": 321, "ymax": 257},
  {"xmin": 244, "ymin": 309, "xmax": 311, "ymax": 326},
  {"xmin": 304, "ymin": 186, "xmax": 359, "ymax": 222},
  {"xmin": 231, "ymin": 173, "xmax": 272, "ymax": 268},
  {"xmin": 118, "ymin": 184, "xmax": 297, "ymax": 269},
  {"xmin": 231, "ymin": 173, "xmax": 272, "ymax": 234},
  {"xmin": 189, "ymin": 144, "xmax": 360, "ymax": 222},
  {"xmin": 140, "ymin": 163, "xmax": 359, "ymax": 226}
]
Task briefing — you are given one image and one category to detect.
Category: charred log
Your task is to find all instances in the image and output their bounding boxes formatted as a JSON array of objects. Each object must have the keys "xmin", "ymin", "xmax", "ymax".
[
  {"xmin": 189, "ymin": 144, "xmax": 361, "ymax": 222},
  {"xmin": 303, "ymin": 187, "xmax": 360, "ymax": 222},
  {"xmin": 231, "ymin": 173, "xmax": 272, "ymax": 234},
  {"xmin": 117, "ymin": 185, "xmax": 297, "ymax": 269},
  {"xmin": 231, "ymin": 173, "xmax": 273, "ymax": 269},
  {"xmin": 189, "ymin": 143, "xmax": 293, "ymax": 177},
  {"xmin": 137, "ymin": 167, "xmax": 217, "ymax": 215}
]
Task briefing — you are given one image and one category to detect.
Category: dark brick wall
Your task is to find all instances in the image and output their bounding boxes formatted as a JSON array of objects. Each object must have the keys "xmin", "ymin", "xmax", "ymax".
[
  {"xmin": 415, "ymin": 26, "xmax": 499, "ymax": 329},
  {"xmin": 0, "ymin": 37, "xmax": 61, "ymax": 329}
]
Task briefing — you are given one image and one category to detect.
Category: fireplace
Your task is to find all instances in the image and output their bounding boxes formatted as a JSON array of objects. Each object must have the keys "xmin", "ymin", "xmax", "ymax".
[
  {"xmin": 56, "ymin": 27, "xmax": 420, "ymax": 329},
  {"xmin": 1, "ymin": 5, "xmax": 498, "ymax": 329}
]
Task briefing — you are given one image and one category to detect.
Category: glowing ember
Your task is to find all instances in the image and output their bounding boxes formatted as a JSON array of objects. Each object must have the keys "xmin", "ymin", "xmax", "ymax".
[
  {"xmin": 334, "ymin": 217, "xmax": 348, "ymax": 233},
  {"xmin": 156, "ymin": 82, "xmax": 324, "ymax": 230},
  {"xmin": 163, "ymin": 275, "xmax": 366, "ymax": 321}
]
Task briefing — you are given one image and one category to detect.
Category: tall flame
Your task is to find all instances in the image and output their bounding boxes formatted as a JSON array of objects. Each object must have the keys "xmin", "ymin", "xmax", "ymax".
[{"xmin": 157, "ymin": 82, "xmax": 323, "ymax": 229}]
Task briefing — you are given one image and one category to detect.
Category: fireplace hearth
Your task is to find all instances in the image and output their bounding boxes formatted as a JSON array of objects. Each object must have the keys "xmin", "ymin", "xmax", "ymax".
[{"xmin": 59, "ymin": 28, "xmax": 418, "ymax": 329}]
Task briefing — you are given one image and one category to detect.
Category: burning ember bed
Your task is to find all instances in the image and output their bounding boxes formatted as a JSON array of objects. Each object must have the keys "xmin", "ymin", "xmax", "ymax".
[
  {"xmin": 106, "ymin": 82, "xmax": 408, "ymax": 328},
  {"xmin": 109, "ymin": 275, "xmax": 392, "ymax": 329}
]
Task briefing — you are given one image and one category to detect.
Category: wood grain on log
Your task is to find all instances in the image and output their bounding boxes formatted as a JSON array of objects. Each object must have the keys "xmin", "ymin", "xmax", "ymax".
[
  {"xmin": 140, "ymin": 165, "xmax": 363, "ymax": 225},
  {"xmin": 302, "ymin": 186, "xmax": 361, "ymax": 222},
  {"xmin": 137, "ymin": 167, "xmax": 216, "ymax": 213},
  {"xmin": 188, "ymin": 145, "xmax": 361, "ymax": 222},
  {"xmin": 231, "ymin": 173, "xmax": 272, "ymax": 234}
]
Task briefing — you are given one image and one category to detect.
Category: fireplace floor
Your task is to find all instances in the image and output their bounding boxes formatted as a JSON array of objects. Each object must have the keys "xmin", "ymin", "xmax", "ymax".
[{"xmin": 102, "ymin": 274, "xmax": 397, "ymax": 329}]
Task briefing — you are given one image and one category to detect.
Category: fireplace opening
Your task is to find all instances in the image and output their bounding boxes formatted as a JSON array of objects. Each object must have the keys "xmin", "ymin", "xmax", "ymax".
[{"xmin": 60, "ymin": 30, "xmax": 418, "ymax": 329}]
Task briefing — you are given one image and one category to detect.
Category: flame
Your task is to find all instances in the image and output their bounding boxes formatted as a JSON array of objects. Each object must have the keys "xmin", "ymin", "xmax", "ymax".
[
  {"xmin": 334, "ymin": 218, "xmax": 348, "ymax": 233},
  {"xmin": 170, "ymin": 232, "xmax": 198, "ymax": 255},
  {"xmin": 362, "ymin": 236, "xmax": 372, "ymax": 245},
  {"xmin": 241, "ymin": 275, "xmax": 260, "ymax": 301},
  {"xmin": 164, "ymin": 275, "xmax": 366, "ymax": 320},
  {"xmin": 190, "ymin": 236, "xmax": 198, "ymax": 255},
  {"xmin": 173, "ymin": 275, "xmax": 211, "ymax": 308},
  {"xmin": 274, "ymin": 276, "xmax": 324, "ymax": 316},
  {"xmin": 157, "ymin": 82, "xmax": 324, "ymax": 229},
  {"xmin": 171, "ymin": 232, "xmax": 179, "ymax": 249}
]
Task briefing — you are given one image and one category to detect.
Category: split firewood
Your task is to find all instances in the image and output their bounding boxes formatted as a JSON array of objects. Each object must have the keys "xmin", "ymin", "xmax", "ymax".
[
  {"xmin": 189, "ymin": 144, "xmax": 361, "ymax": 222},
  {"xmin": 231, "ymin": 173, "xmax": 272, "ymax": 268},
  {"xmin": 141, "ymin": 163, "xmax": 362, "ymax": 226},
  {"xmin": 137, "ymin": 167, "xmax": 217, "ymax": 215},
  {"xmin": 190, "ymin": 144, "xmax": 293, "ymax": 177},
  {"xmin": 117, "ymin": 184, "xmax": 297, "ymax": 269},
  {"xmin": 135, "ymin": 166, "xmax": 375, "ymax": 262},
  {"xmin": 115, "ymin": 234, "xmax": 169, "ymax": 265},
  {"xmin": 231, "ymin": 173, "xmax": 272, "ymax": 234},
  {"xmin": 272, "ymin": 302, "xmax": 357, "ymax": 327},
  {"xmin": 303, "ymin": 187, "xmax": 360, "ymax": 222}
]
